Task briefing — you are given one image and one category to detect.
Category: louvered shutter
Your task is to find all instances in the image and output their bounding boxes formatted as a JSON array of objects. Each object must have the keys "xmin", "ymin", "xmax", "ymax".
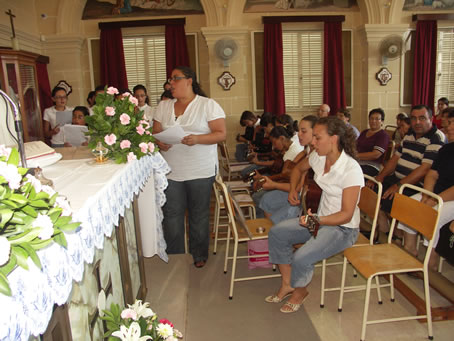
[{"xmin": 436, "ymin": 28, "xmax": 454, "ymax": 103}]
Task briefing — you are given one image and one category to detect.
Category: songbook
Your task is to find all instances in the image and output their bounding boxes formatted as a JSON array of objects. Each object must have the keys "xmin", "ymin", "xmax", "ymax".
[
  {"xmin": 62, "ymin": 124, "xmax": 89, "ymax": 146},
  {"xmin": 56, "ymin": 110, "xmax": 73, "ymax": 126},
  {"xmin": 24, "ymin": 141, "xmax": 55, "ymax": 160},
  {"xmin": 153, "ymin": 125, "xmax": 187, "ymax": 145}
]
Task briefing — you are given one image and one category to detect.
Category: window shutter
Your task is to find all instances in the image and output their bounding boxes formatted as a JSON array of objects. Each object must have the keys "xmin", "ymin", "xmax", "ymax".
[{"xmin": 436, "ymin": 28, "xmax": 454, "ymax": 103}]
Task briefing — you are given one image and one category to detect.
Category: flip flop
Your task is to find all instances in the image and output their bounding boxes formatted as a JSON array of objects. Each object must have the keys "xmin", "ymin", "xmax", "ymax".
[
  {"xmin": 280, "ymin": 293, "xmax": 309, "ymax": 313},
  {"xmin": 264, "ymin": 291, "xmax": 294, "ymax": 303}
]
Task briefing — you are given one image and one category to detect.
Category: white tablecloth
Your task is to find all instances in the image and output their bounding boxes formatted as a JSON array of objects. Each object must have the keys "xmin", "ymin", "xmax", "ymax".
[{"xmin": 0, "ymin": 153, "xmax": 169, "ymax": 340}]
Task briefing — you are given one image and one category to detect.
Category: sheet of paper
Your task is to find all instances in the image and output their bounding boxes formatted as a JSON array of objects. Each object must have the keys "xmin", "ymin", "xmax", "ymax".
[
  {"xmin": 153, "ymin": 125, "xmax": 188, "ymax": 145},
  {"xmin": 56, "ymin": 111, "xmax": 73, "ymax": 126},
  {"xmin": 62, "ymin": 124, "xmax": 89, "ymax": 146}
]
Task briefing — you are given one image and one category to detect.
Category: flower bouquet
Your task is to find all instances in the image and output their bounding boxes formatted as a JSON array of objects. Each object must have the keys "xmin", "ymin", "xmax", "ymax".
[
  {"xmin": 85, "ymin": 86, "xmax": 158, "ymax": 164},
  {"xmin": 100, "ymin": 300, "xmax": 183, "ymax": 341},
  {"xmin": 0, "ymin": 146, "xmax": 80, "ymax": 296}
]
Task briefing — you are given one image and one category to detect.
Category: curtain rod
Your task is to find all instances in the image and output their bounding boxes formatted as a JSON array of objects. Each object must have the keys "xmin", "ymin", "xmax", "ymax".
[
  {"xmin": 99, "ymin": 18, "xmax": 186, "ymax": 29},
  {"xmin": 412, "ymin": 14, "xmax": 454, "ymax": 21},
  {"xmin": 262, "ymin": 15, "xmax": 345, "ymax": 24}
]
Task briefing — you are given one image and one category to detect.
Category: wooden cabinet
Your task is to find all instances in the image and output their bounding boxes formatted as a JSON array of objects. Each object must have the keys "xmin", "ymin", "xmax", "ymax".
[{"xmin": 0, "ymin": 49, "xmax": 44, "ymax": 142}]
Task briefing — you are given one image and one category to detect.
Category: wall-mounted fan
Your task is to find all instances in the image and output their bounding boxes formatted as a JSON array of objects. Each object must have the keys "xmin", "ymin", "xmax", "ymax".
[
  {"xmin": 379, "ymin": 35, "xmax": 404, "ymax": 65},
  {"xmin": 214, "ymin": 38, "xmax": 238, "ymax": 67}
]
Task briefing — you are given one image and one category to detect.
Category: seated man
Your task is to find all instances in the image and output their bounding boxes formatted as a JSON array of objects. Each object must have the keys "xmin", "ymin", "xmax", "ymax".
[
  {"xmin": 336, "ymin": 108, "xmax": 360, "ymax": 138},
  {"xmin": 396, "ymin": 110, "xmax": 454, "ymax": 271},
  {"xmin": 367, "ymin": 105, "xmax": 445, "ymax": 240}
]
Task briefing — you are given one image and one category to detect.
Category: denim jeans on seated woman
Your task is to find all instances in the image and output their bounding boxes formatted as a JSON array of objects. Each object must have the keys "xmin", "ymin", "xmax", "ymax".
[
  {"xmin": 162, "ymin": 176, "xmax": 215, "ymax": 263},
  {"xmin": 268, "ymin": 218, "xmax": 358, "ymax": 288},
  {"xmin": 259, "ymin": 189, "xmax": 301, "ymax": 224}
]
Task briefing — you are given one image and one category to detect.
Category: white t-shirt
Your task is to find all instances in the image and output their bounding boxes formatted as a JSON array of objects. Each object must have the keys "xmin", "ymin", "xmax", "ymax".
[
  {"xmin": 154, "ymin": 95, "xmax": 226, "ymax": 181},
  {"xmin": 43, "ymin": 106, "xmax": 74, "ymax": 145},
  {"xmin": 309, "ymin": 150, "xmax": 364, "ymax": 229},
  {"xmin": 283, "ymin": 139, "xmax": 305, "ymax": 162},
  {"xmin": 139, "ymin": 103, "xmax": 154, "ymax": 122}
]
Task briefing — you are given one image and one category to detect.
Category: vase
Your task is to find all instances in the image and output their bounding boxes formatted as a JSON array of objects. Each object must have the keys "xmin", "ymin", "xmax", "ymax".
[{"xmin": 92, "ymin": 142, "xmax": 109, "ymax": 163}]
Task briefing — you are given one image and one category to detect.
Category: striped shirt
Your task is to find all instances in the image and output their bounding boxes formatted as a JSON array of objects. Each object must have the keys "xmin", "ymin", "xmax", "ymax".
[{"xmin": 394, "ymin": 125, "xmax": 445, "ymax": 182}]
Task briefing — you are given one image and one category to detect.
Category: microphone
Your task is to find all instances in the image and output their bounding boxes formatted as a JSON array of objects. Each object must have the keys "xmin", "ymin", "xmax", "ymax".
[{"xmin": 0, "ymin": 89, "xmax": 27, "ymax": 168}]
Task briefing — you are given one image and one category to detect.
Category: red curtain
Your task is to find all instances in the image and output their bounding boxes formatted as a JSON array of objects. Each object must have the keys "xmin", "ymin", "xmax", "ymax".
[
  {"xmin": 323, "ymin": 21, "xmax": 346, "ymax": 114},
  {"xmin": 264, "ymin": 23, "xmax": 286, "ymax": 116},
  {"xmin": 165, "ymin": 24, "xmax": 190, "ymax": 78},
  {"xmin": 35, "ymin": 62, "xmax": 53, "ymax": 114},
  {"xmin": 412, "ymin": 20, "xmax": 437, "ymax": 111},
  {"xmin": 100, "ymin": 28, "xmax": 128, "ymax": 89}
]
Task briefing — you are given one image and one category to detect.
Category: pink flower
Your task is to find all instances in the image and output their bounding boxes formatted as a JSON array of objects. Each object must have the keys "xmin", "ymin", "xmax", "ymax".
[
  {"xmin": 129, "ymin": 96, "xmax": 139, "ymax": 106},
  {"xmin": 148, "ymin": 142, "xmax": 155, "ymax": 152},
  {"xmin": 120, "ymin": 140, "xmax": 131, "ymax": 149},
  {"xmin": 136, "ymin": 125, "xmax": 145, "ymax": 135},
  {"xmin": 106, "ymin": 86, "xmax": 118, "ymax": 95},
  {"xmin": 159, "ymin": 319, "xmax": 174, "ymax": 328},
  {"xmin": 120, "ymin": 308, "xmax": 138, "ymax": 320},
  {"xmin": 139, "ymin": 142, "xmax": 148, "ymax": 153},
  {"xmin": 104, "ymin": 134, "xmax": 117, "ymax": 146},
  {"xmin": 139, "ymin": 120, "xmax": 150, "ymax": 129},
  {"xmin": 127, "ymin": 152, "xmax": 137, "ymax": 163},
  {"xmin": 145, "ymin": 131, "xmax": 151, "ymax": 135},
  {"xmin": 105, "ymin": 106, "xmax": 115, "ymax": 116},
  {"xmin": 120, "ymin": 113, "xmax": 130, "ymax": 125}
]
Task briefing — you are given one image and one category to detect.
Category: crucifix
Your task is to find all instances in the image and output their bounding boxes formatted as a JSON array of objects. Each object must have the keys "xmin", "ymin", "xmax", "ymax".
[{"xmin": 5, "ymin": 9, "xmax": 16, "ymax": 38}]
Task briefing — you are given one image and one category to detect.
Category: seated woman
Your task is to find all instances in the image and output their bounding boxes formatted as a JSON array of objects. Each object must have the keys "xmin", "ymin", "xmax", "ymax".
[
  {"xmin": 397, "ymin": 109, "xmax": 454, "ymax": 271},
  {"xmin": 259, "ymin": 115, "xmax": 318, "ymax": 224},
  {"xmin": 433, "ymin": 97, "xmax": 449, "ymax": 129},
  {"xmin": 235, "ymin": 110, "xmax": 259, "ymax": 161},
  {"xmin": 356, "ymin": 108, "xmax": 390, "ymax": 176},
  {"xmin": 63, "ymin": 106, "xmax": 90, "ymax": 147},
  {"xmin": 267, "ymin": 116, "xmax": 363, "ymax": 313}
]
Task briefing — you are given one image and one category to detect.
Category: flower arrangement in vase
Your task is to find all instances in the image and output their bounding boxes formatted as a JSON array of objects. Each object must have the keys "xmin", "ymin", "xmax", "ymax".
[
  {"xmin": 85, "ymin": 86, "xmax": 158, "ymax": 164},
  {"xmin": 0, "ymin": 146, "xmax": 80, "ymax": 296},
  {"xmin": 100, "ymin": 300, "xmax": 183, "ymax": 341}
]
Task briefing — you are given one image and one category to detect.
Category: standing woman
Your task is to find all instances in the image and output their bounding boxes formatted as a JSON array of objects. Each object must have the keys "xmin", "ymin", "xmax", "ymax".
[
  {"xmin": 153, "ymin": 66, "xmax": 226, "ymax": 268},
  {"xmin": 43, "ymin": 86, "xmax": 73, "ymax": 147},
  {"xmin": 267, "ymin": 116, "xmax": 364, "ymax": 313},
  {"xmin": 133, "ymin": 84, "xmax": 154, "ymax": 122}
]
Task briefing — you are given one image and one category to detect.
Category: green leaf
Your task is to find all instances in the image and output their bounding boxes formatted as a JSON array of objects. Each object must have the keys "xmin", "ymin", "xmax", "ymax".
[
  {"xmin": 7, "ymin": 148, "xmax": 19, "ymax": 166},
  {"xmin": 0, "ymin": 253, "xmax": 16, "ymax": 276},
  {"xmin": 2, "ymin": 200, "xmax": 18, "ymax": 209},
  {"xmin": 12, "ymin": 245, "xmax": 29, "ymax": 270},
  {"xmin": 21, "ymin": 205, "xmax": 38, "ymax": 218},
  {"xmin": 34, "ymin": 191, "xmax": 50, "ymax": 200},
  {"xmin": 0, "ymin": 272, "xmax": 12, "ymax": 296},
  {"xmin": 0, "ymin": 209, "xmax": 14, "ymax": 227},
  {"xmin": 9, "ymin": 193, "xmax": 27, "ymax": 205},
  {"xmin": 54, "ymin": 216, "xmax": 72, "ymax": 227},
  {"xmin": 30, "ymin": 238, "xmax": 53, "ymax": 250},
  {"xmin": 9, "ymin": 228, "xmax": 42, "ymax": 244},
  {"xmin": 48, "ymin": 210, "xmax": 61, "ymax": 224},
  {"xmin": 17, "ymin": 167, "xmax": 28, "ymax": 176},
  {"xmin": 49, "ymin": 193, "xmax": 58, "ymax": 206},
  {"xmin": 29, "ymin": 200, "xmax": 48, "ymax": 208},
  {"xmin": 53, "ymin": 232, "xmax": 67, "ymax": 248},
  {"xmin": 58, "ymin": 222, "xmax": 80, "ymax": 232},
  {"xmin": 20, "ymin": 243, "xmax": 42, "ymax": 269}
]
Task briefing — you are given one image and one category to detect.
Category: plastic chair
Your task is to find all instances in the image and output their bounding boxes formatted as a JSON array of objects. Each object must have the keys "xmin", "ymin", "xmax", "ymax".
[
  {"xmin": 338, "ymin": 184, "xmax": 443, "ymax": 341},
  {"xmin": 320, "ymin": 175, "xmax": 384, "ymax": 308},
  {"xmin": 214, "ymin": 177, "xmax": 280, "ymax": 299},
  {"xmin": 212, "ymin": 175, "xmax": 256, "ymax": 255}
]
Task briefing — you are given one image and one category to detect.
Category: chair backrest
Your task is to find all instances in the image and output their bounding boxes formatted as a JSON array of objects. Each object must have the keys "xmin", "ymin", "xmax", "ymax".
[
  {"xmin": 389, "ymin": 184, "xmax": 442, "ymax": 248},
  {"xmin": 217, "ymin": 143, "xmax": 230, "ymax": 173},
  {"xmin": 382, "ymin": 141, "xmax": 395, "ymax": 166},
  {"xmin": 359, "ymin": 175, "xmax": 382, "ymax": 244},
  {"xmin": 384, "ymin": 125, "xmax": 397, "ymax": 140}
]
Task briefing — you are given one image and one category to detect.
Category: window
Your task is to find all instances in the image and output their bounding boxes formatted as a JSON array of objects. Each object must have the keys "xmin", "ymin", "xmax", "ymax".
[
  {"xmin": 123, "ymin": 35, "xmax": 167, "ymax": 107},
  {"xmin": 436, "ymin": 28, "xmax": 454, "ymax": 103},
  {"xmin": 282, "ymin": 31, "xmax": 323, "ymax": 109}
]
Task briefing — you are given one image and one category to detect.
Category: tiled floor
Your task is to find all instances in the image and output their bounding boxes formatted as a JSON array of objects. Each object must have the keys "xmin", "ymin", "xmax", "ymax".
[{"xmin": 144, "ymin": 239, "xmax": 454, "ymax": 341}]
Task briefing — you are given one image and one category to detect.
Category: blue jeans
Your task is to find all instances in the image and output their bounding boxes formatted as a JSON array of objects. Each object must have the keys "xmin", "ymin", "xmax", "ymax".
[
  {"xmin": 162, "ymin": 176, "xmax": 215, "ymax": 262},
  {"xmin": 268, "ymin": 218, "xmax": 359, "ymax": 288},
  {"xmin": 259, "ymin": 190, "xmax": 301, "ymax": 224}
]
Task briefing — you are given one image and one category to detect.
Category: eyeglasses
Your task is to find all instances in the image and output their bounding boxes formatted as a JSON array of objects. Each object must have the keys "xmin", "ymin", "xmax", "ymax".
[{"xmin": 167, "ymin": 76, "xmax": 188, "ymax": 83}]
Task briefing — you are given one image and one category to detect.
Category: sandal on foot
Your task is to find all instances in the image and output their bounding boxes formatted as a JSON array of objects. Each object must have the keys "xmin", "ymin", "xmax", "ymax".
[
  {"xmin": 280, "ymin": 294, "xmax": 309, "ymax": 313},
  {"xmin": 265, "ymin": 292, "xmax": 293, "ymax": 303},
  {"xmin": 194, "ymin": 260, "xmax": 206, "ymax": 268}
]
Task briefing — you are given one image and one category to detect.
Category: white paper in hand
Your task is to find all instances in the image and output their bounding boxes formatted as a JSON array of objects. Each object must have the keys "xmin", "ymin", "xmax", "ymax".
[
  {"xmin": 56, "ymin": 111, "xmax": 73, "ymax": 126},
  {"xmin": 63, "ymin": 124, "xmax": 89, "ymax": 146},
  {"xmin": 153, "ymin": 125, "xmax": 188, "ymax": 145}
]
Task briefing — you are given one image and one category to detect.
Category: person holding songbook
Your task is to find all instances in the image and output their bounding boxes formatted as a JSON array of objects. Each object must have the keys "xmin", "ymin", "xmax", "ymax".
[
  {"xmin": 266, "ymin": 116, "xmax": 363, "ymax": 313},
  {"xmin": 63, "ymin": 106, "xmax": 89, "ymax": 147},
  {"xmin": 43, "ymin": 86, "xmax": 74, "ymax": 147}
]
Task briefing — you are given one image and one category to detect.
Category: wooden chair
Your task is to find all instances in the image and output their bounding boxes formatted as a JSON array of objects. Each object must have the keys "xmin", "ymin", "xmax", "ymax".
[
  {"xmin": 384, "ymin": 125, "xmax": 397, "ymax": 140},
  {"xmin": 218, "ymin": 142, "xmax": 250, "ymax": 180},
  {"xmin": 382, "ymin": 141, "xmax": 395, "ymax": 167},
  {"xmin": 320, "ymin": 175, "xmax": 384, "ymax": 308},
  {"xmin": 212, "ymin": 175, "xmax": 256, "ymax": 255},
  {"xmin": 338, "ymin": 184, "xmax": 443, "ymax": 341},
  {"xmin": 214, "ymin": 177, "xmax": 280, "ymax": 299}
]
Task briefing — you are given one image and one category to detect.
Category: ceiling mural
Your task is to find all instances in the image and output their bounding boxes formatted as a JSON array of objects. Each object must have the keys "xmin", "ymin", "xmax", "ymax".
[
  {"xmin": 82, "ymin": 0, "xmax": 203, "ymax": 20},
  {"xmin": 244, "ymin": 0, "xmax": 358, "ymax": 12},
  {"xmin": 403, "ymin": 0, "xmax": 454, "ymax": 10}
]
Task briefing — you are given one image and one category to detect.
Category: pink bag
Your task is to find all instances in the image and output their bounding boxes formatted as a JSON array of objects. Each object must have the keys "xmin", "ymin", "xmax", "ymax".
[{"xmin": 247, "ymin": 239, "xmax": 272, "ymax": 269}]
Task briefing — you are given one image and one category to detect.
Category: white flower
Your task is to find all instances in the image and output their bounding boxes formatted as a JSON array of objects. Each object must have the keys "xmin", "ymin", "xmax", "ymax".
[
  {"xmin": 0, "ymin": 161, "xmax": 22, "ymax": 190},
  {"xmin": 0, "ymin": 236, "xmax": 11, "ymax": 266},
  {"xmin": 156, "ymin": 323, "xmax": 173, "ymax": 339},
  {"xmin": 41, "ymin": 185, "xmax": 56, "ymax": 196},
  {"xmin": 112, "ymin": 322, "xmax": 152, "ymax": 341},
  {"xmin": 25, "ymin": 174, "xmax": 42, "ymax": 193},
  {"xmin": 0, "ymin": 145, "xmax": 12, "ymax": 158},
  {"xmin": 128, "ymin": 300, "xmax": 154, "ymax": 319},
  {"xmin": 32, "ymin": 214, "xmax": 54, "ymax": 240},
  {"xmin": 55, "ymin": 196, "xmax": 72, "ymax": 216}
]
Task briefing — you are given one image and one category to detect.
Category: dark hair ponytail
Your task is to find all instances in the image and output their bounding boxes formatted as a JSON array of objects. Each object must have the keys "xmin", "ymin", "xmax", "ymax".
[
  {"xmin": 174, "ymin": 66, "xmax": 207, "ymax": 97},
  {"xmin": 316, "ymin": 116, "xmax": 357, "ymax": 159},
  {"xmin": 269, "ymin": 126, "xmax": 292, "ymax": 140}
]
